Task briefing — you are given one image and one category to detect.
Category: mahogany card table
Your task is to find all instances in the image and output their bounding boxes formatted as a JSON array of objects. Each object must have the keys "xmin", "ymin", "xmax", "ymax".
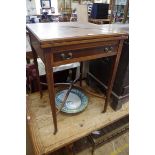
[{"xmin": 26, "ymin": 22, "xmax": 128, "ymax": 134}]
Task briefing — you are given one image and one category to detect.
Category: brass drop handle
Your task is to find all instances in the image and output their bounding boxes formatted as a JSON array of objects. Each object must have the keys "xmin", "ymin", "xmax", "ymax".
[
  {"xmin": 109, "ymin": 47, "xmax": 113, "ymax": 52},
  {"xmin": 60, "ymin": 52, "xmax": 73, "ymax": 60},
  {"xmin": 104, "ymin": 47, "xmax": 113, "ymax": 53},
  {"xmin": 104, "ymin": 47, "xmax": 109, "ymax": 52}
]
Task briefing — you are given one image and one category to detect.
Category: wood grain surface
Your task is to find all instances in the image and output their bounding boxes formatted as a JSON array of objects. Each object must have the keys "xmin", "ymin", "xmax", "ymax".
[
  {"xmin": 26, "ymin": 22, "xmax": 129, "ymax": 139},
  {"xmin": 26, "ymin": 22, "xmax": 128, "ymax": 44}
]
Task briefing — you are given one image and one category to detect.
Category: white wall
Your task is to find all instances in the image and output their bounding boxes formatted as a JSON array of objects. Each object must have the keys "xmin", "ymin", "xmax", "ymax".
[
  {"xmin": 26, "ymin": 0, "xmax": 59, "ymax": 15},
  {"xmin": 34, "ymin": 0, "xmax": 41, "ymax": 14},
  {"xmin": 26, "ymin": 0, "xmax": 37, "ymax": 15},
  {"xmin": 115, "ymin": 0, "xmax": 127, "ymax": 5},
  {"xmin": 94, "ymin": 0, "xmax": 110, "ymax": 3},
  {"xmin": 72, "ymin": 2, "xmax": 88, "ymax": 23}
]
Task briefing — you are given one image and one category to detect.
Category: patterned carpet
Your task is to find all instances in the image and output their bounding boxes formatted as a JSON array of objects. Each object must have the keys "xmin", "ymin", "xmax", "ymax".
[{"xmin": 27, "ymin": 128, "xmax": 129, "ymax": 155}]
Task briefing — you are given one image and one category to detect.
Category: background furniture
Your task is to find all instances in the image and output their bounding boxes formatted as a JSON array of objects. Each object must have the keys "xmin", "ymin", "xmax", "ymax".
[
  {"xmin": 88, "ymin": 0, "xmax": 129, "ymax": 24},
  {"xmin": 87, "ymin": 37, "xmax": 129, "ymax": 110},
  {"xmin": 113, "ymin": 0, "xmax": 129, "ymax": 23},
  {"xmin": 88, "ymin": 3, "xmax": 111, "ymax": 24},
  {"xmin": 90, "ymin": 3, "xmax": 109, "ymax": 19}
]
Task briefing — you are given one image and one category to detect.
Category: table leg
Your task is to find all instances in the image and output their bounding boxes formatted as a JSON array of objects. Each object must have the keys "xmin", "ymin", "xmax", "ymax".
[
  {"xmin": 103, "ymin": 40, "xmax": 124, "ymax": 113},
  {"xmin": 44, "ymin": 51, "xmax": 57, "ymax": 134},
  {"xmin": 31, "ymin": 46, "xmax": 43, "ymax": 98},
  {"xmin": 80, "ymin": 61, "xmax": 83, "ymax": 87}
]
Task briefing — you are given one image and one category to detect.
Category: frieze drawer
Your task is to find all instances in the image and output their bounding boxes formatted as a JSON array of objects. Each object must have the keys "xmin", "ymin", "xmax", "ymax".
[{"xmin": 53, "ymin": 45, "xmax": 118, "ymax": 66}]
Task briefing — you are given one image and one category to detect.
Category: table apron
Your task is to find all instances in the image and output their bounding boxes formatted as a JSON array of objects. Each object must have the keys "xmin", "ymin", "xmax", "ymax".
[
  {"xmin": 30, "ymin": 37, "xmax": 121, "ymax": 67},
  {"xmin": 52, "ymin": 41, "xmax": 120, "ymax": 67}
]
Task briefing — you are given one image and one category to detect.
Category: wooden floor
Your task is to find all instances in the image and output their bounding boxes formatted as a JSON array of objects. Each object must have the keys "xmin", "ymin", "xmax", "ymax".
[{"xmin": 26, "ymin": 85, "xmax": 129, "ymax": 155}]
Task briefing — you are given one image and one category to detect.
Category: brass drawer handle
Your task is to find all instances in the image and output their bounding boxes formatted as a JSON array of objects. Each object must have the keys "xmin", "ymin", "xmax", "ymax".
[
  {"xmin": 104, "ymin": 47, "xmax": 109, "ymax": 52},
  {"xmin": 104, "ymin": 47, "xmax": 113, "ymax": 53},
  {"xmin": 108, "ymin": 47, "xmax": 113, "ymax": 53},
  {"xmin": 60, "ymin": 52, "xmax": 73, "ymax": 60}
]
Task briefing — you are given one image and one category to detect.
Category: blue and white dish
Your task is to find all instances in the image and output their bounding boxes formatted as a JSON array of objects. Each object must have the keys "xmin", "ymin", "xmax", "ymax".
[{"xmin": 55, "ymin": 88, "xmax": 88, "ymax": 114}]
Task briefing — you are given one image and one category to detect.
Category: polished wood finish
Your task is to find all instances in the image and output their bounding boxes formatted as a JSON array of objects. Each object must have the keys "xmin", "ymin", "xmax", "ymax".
[
  {"xmin": 26, "ymin": 33, "xmax": 33, "ymax": 63},
  {"xmin": 30, "ymin": 37, "xmax": 43, "ymax": 97},
  {"xmin": 27, "ymin": 22, "xmax": 127, "ymax": 42},
  {"xmin": 80, "ymin": 61, "xmax": 83, "ymax": 87},
  {"xmin": 44, "ymin": 49, "xmax": 58, "ymax": 134},
  {"xmin": 26, "ymin": 22, "xmax": 128, "ymax": 134},
  {"xmin": 103, "ymin": 40, "xmax": 124, "ymax": 113}
]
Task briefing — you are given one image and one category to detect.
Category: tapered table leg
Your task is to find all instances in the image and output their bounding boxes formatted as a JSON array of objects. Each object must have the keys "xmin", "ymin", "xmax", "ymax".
[
  {"xmin": 103, "ymin": 40, "xmax": 124, "ymax": 113},
  {"xmin": 31, "ymin": 46, "xmax": 43, "ymax": 98},
  {"xmin": 44, "ymin": 51, "xmax": 57, "ymax": 134},
  {"xmin": 80, "ymin": 61, "xmax": 83, "ymax": 87}
]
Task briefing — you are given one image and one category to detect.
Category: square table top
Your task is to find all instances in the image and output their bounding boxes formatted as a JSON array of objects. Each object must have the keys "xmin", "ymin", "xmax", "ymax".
[{"xmin": 26, "ymin": 22, "xmax": 129, "ymax": 42}]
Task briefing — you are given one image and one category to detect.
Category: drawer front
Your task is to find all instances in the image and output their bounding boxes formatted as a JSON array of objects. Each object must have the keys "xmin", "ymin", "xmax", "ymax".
[{"xmin": 53, "ymin": 43, "xmax": 119, "ymax": 66}]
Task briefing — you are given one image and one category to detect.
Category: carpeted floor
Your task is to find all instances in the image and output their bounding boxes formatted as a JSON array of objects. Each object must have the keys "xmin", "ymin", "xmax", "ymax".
[{"xmin": 27, "ymin": 126, "xmax": 129, "ymax": 155}]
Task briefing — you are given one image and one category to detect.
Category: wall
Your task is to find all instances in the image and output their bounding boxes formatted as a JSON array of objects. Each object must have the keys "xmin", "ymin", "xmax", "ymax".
[
  {"xmin": 26, "ymin": 0, "xmax": 59, "ymax": 15},
  {"xmin": 115, "ymin": 0, "xmax": 127, "ymax": 5},
  {"xmin": 94, "ymin": 0, "xmax": 110, "ymax": 3},
  {"xmin": 26, "ymin": 0, "xmax": 37, "ymax": 15},
  {"xmin": 36, "ymin": 0, "xmax": 59, "ymax": 14},
  {"xmin": 72, "ymin": 2, "xmax": 88, "ymax": 22}
]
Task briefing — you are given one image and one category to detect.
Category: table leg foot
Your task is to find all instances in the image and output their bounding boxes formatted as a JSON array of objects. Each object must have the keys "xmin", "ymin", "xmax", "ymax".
[
  {"xmin": 102, "ymin": 99, "xmax": 108, "ymax": 113},
  {"xmin": 53, "ymin": 128, "xmax": 58, "ymax": 135},
  {"xmin": 102, "ymin": 108, "xmax": 107, "ymax": 113},
  {"xmin": 40, "ymin": 91, "xmax": 43, "ymax": 98}
]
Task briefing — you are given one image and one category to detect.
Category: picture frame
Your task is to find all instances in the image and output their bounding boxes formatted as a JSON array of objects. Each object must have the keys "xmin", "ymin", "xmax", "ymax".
[
  {"xmin": 79, "ymin": 0, "xmax": 93, "ymax": 5},
  {"xmin": 72, "ymin": 0, "xmax": 80, "ymax": 2},
  {"xmin": 40, "ymin": 0, "xmax": 51, "ymax": 9}
]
